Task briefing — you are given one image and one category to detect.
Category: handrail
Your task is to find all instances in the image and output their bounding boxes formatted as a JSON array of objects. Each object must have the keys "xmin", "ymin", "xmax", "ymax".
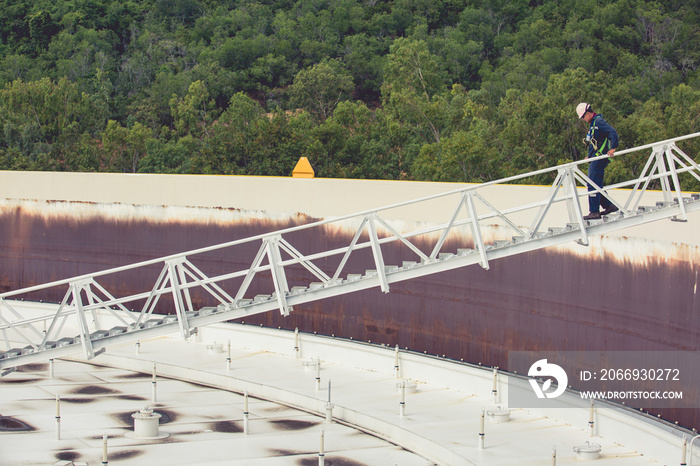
[
  {"xmin": 2, "ymin": 131, "xmax": 699, "ymax": 300},
  {"xmin": 0, "ymin": 132, "xmax": 699, "ymax": 365},
  {"xmin": 689, "ymin": 434, "xmax": 700, "ymax": 466}
]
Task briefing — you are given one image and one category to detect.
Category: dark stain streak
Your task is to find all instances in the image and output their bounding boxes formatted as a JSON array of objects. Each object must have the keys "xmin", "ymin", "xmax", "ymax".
[
  {"xmin": 0, "ymin": 378, "xmax": 38, "ymax": 384},
  {"xmin": 61, "ymin": 397, "xmax": 95, "ymax": 404},
  {"xmin": 72, "ymin": 385, "xmax": 119, "ymax": 395},
  {"xmin": 270, "ymin": 419, "xmax": 318, "ymax": 431},
  {"xmin": 155, "ymin": 409, "xmax": 174, "ymax": 424},
  {"xmin": 0, "ymin": 416, "xmax": 34, "ymax": 431},
  {"xmin": 169, "ymin": 430, "xmax": 203, "ymax": 436},
  {"xmin": 185, "ymin": 381, "xmax": 215, "ymax": 390},
  {"xmin": 111, "ymin": 450, "xmax": 144, "ymax": 461},
  {"xmin": 17, "ymin": 363, "xmax": 48, "ymax": 372},
  {"xmin": 210, "ymin": 420, "xmax": 243, "ymax": 433},
  {"xmin": 117, "ymin": 394, "xmax": 147, "ymax": 401},
  {"xmin": 261, "ymin": 405, "xmax": 290, "ymax": 413},
  {"xmin": 115, "ymin": 372, "xmax": 150, "ymax": 379},
  {"xmin": 268, "ymin": 449, "xmax": 306, "ymax": 456},
  {"xmin": 89, "ymin": 434, "xmax": 118, "ymax": 440},
  {"xmin": 115, "ymin": 411, "xmax": 134, "ymax": 427},
  {"xmin": 56, "ymin": 451, "xmax": 80, "ymax": 462}
]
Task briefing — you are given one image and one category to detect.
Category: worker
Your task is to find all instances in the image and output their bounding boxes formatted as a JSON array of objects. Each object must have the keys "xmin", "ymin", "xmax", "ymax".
[{"xmin": 576, "ymin": 102, "xmax": 619, "ymax": 220}]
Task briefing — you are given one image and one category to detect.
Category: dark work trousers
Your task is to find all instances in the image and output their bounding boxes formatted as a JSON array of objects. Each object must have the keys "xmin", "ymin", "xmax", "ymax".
[{"xmin": 587, "ymin": 157, "xmax": 611, "ymax": 213}]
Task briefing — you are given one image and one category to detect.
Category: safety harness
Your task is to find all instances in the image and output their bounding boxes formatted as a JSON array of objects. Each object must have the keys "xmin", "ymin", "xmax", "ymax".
[{"xmin": 585, "ymin": 115, "xmax": 609, "ymax": 156}]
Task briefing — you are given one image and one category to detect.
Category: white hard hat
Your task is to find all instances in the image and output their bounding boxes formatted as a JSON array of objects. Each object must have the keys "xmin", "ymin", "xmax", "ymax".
[{"xmin": 576, "ymin": 102, "xmax": 589, "ymax": 119}]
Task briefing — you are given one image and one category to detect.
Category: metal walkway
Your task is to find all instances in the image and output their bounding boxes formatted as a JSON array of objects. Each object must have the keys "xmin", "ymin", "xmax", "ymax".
[{"xmin": 1, "ymin": 133, "xmax": 699, "ymax": 370}]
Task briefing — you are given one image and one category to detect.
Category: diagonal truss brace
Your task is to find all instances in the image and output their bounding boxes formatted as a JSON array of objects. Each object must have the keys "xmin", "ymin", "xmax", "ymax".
[
  {"xmin": 278, "ymin": 238, "xmax": 331, "ymax": 285},
  {"xmin": 135, "ymin": 256, "xmax": 237, "ymax": 337},
  {"xmin": 428, "ymin": 192, "xmax": 491, "ymax": 269},
  {"xmin": 329, "ymin": 214, "xmax": 392, "ymax": 293},
  {"xmin": 572, "ymin": 168, "xmax": 625, "ymax": 216},
  {"xmin": 0, "ymin": 299, "xmax": 45, "ymax": 351},
  {"xmin": 231, "ymin": 237, "xmax": 296, "ymax": 315}
]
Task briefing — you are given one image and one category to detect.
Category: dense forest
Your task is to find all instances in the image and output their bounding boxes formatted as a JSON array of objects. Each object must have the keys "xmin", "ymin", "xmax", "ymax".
[{"xmin": 0, "ymin": 0, "xmax": 698, "ymax": 187}]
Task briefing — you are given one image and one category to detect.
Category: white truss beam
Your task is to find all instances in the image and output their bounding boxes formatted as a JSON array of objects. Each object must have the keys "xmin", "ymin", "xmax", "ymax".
[{"xmin": 0, "ymin": 132, "xmax": 699, "ymax": 368}]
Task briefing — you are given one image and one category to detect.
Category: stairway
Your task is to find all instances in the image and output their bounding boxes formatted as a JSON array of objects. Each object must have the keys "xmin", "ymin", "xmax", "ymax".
[{"xmin": 1, "ymin": 133, "xmax": 699, "ymax": 369}]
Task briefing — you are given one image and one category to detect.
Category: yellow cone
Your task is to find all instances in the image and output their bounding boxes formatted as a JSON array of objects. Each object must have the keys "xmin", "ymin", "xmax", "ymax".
[{"xmin": 292, "ymin": 157, "xmax": 315, "ymax": 178}]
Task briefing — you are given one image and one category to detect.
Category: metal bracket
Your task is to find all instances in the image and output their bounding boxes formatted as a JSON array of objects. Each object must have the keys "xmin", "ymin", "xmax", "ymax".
[
  {"xmin": 368, "ymin": 214, "xmax": 390, "ymax": 293},
  {"xmin": 166, "ymin": 258, "xmax": 193, "ymax": 338},
  {"xmin": 466, "ymin": 193, "xmax": 489, "ymax": 270},
  {"xmin": 266, "ymin": 236, "xmax": 293, "ymax": 316}
]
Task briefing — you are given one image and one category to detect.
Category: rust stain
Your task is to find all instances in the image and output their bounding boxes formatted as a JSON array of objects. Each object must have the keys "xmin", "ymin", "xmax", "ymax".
[{"xmin": 1, "ymin": 200, "xmax": 698, "ymax": 429}]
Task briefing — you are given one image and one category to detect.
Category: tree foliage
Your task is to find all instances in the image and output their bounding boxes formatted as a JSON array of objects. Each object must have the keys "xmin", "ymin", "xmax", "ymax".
[
  {"xmin": 289, "ymin": 59, "xmax": 354, "ymax": 122},
  {"xmin": 0, "ymin": 0, "xmax": 697, "ymax": 188}
]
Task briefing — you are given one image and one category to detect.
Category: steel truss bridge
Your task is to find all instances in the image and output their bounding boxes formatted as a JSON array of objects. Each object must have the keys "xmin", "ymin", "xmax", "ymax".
[{"xmin": 1, "ymin": 133, "xmax": 699, "ymax": 371}]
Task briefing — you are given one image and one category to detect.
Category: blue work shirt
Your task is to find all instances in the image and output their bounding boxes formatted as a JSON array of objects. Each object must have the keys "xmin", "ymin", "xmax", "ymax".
[{"xmin": 587, "ymin": 114, "xmax": 618, "ymax": 158}]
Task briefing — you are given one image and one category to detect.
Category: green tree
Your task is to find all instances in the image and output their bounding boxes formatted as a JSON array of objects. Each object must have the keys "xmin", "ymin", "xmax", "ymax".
[
  {"xmin": 138, "ymin": 138, "xmax": 192, "ymax": 174},
  {"xmin": 101, "ymin": 120, "xmax": 153, "ymax": 173},
  {"xmin": 0, "ymin": 77, "xmax": 106, "ymax": 168},
  {"xmin": 665, "ymin": 84, "xmax": 700, "ymax": 191},
  {"xmin": 49, "ymin": 28, "xmax": 117, "ymax": 90},
  {"xmin": 411, "ymin": 90, "xmax": 497, "ymax": 183},
  {"xmin": 607, "ymin": 97, "xmax": 668, "ymax": 188},
  {"xmin": 381, "ymin": 38, "xmax": 448, "ymax": 144},
  {"xmin": 496, "ymin": 67, "xmax": 616, "ymax": 174},
  {"xmin": 169, "ymin": 80, "xmax": 219, "ymax": 138},
  {"xmin": 666, "ymin": 84, "xmax": 700, "ymax": 138},
  {"xmin": 0, "ymin": 54, "xmax": 37, "ymax": 87},
  {"xmin": 288, "ymin": 59, "xmax": 354, "ymax": 122},
  {"xmin": 192, "ymin": 92, "xmax": 267, "ymax": 174},
  {"xmin": 64, "ymin": 133, "xmax": 102, "ymax": 172},
  {"xmin": 342, "ymin": 34, "xmax": 387, "ymax": 101},
  {"xmin": 28, "ymin": 10, "xmax": 59, "ymax": 55}
]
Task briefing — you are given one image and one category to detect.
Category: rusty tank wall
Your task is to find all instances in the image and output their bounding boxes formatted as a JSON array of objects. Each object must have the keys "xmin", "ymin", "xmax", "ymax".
[{"xmin": 1, "ymin": 171, "xmax": 699, "ymax": 429}]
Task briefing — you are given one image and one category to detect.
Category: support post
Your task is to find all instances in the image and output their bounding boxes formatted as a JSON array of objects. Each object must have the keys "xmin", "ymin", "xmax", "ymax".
[
  {"xmin": 226, "ymin": 339, "xmax": 231, "ymax": 371},
  {"xmin": 102, "ymin": 434, "xmax": 108, "ymax": 466},
  {"xmin": 243, "ymin": 390, "xmax": 249, "ymax": 435},
  {"xmin": 315, "ymin": 357, "xmax": 321, "ymax": 391},
  {"xmin": 394, "ymin": 345, "xmax": 400, "ymax": 378},
  {"xmin": 492, "ymin": 366, "xmax": 498, "ymax": 403},
  {"xmin": 478, "ymin": 408, "xmax": 485, "ymax": 450},
  {"xmin": 319, "ymin": 429, "xmax": 325, "ymax": 466},
  {"xmin": 151, "ymin": 362, "xmax": 157, "ymax": 403},
  {"xmin": 294, "ymin": 327, "xmax": 300, "ymax": 359},
  {"xmin": 55, "ymin": 395, "xmax": 61, "ymax": 441}
]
